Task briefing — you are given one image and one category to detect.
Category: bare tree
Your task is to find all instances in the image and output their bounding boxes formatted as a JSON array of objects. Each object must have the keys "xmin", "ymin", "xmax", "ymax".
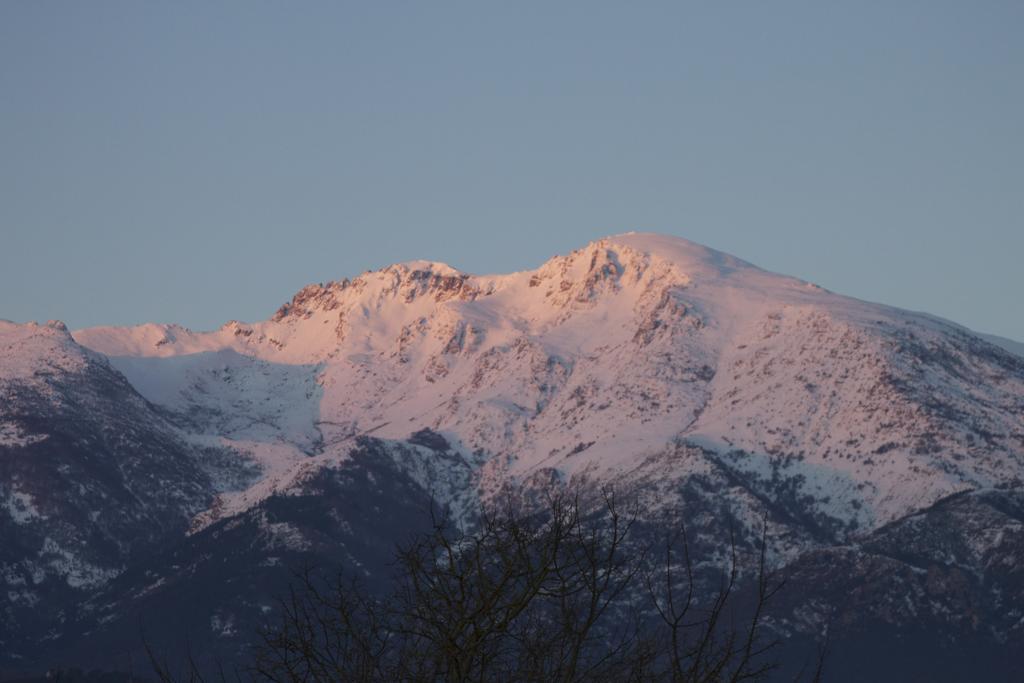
[
  {"xmin": 642, "ymin": 513, "xmax": 785, "ymax": 682},
  {"xmin": 250, "ymin": 488, "xmax": 814, "ymax": 683}
]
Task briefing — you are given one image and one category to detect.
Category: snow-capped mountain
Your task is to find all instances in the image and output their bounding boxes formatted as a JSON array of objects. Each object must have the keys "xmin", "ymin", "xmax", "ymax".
[
  {"xmin": 72, "ymin": 233, "xmax": 1024, "ymax": 536},
  {"xmin": 2, "ymin": 233, "xmax": 1023, "ymax": 678}
]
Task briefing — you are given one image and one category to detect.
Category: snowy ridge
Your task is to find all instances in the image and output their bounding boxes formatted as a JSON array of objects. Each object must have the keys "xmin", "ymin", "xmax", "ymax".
[
  {"xmin": 66, "ymin": 233, "xmax": 1024, "ymax": 541},
  {"xmin": 0, "ymin": 319, "xmax": 90, "ymax": 385}
]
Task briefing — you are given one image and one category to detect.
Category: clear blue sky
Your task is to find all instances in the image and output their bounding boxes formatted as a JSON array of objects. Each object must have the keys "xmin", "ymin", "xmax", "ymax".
[{"xmin": 2, "ymin": 2, "xmax": 1022, "ymax": 339}]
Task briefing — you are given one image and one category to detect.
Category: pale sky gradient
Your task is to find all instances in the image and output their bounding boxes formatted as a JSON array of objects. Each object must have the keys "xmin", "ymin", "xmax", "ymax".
[{"xmin": 2, "ymin": 2, "xmax": 1022, "ymax": 339}]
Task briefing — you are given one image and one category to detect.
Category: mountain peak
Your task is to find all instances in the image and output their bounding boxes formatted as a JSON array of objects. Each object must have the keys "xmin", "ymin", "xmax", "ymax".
[
  {"xmin": 271, "ymin": 259, "xmax": 475, "ymax": 324},
  {"xmin": 596, "ymin": 232, "xmax": 760, "ymax": 277},
  {"xmin": 381, "ymin": 259, "xmax": 464, "ymax": 277}
]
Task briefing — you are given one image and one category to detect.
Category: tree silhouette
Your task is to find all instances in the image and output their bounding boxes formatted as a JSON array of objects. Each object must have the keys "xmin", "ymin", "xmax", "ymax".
[{"xmin": 247, "ymin": 487, "xmax": 821, "ymax": 683}]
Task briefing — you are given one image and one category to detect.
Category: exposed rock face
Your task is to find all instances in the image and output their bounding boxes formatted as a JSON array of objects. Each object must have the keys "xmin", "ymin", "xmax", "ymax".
[{"xmin": 2, "ymin": 233, "xmax": 1023, "ymax": 678}]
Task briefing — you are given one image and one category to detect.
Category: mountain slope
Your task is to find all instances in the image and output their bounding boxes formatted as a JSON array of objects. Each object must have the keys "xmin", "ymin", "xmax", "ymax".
[
  {"xmin": 980, "ymin": 332, "xmax": 1024, "ymax": 359},
  {"xmin": 0, "ymin": 321, "xmax": 255, "ymax": 661},
  {"xmin": 3, "ymin": 233, "xmax": 1023, "ymax": 677},
  {"xmin": 73, "ymin": 233, "xmax": 1024, "ymax": 537}
]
